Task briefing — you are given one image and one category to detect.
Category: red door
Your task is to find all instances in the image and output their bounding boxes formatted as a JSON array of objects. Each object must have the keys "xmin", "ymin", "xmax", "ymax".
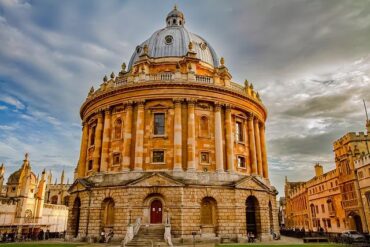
[{"xmin": 150, "ymin": 200, "xmax": 162, "ymax": 224}]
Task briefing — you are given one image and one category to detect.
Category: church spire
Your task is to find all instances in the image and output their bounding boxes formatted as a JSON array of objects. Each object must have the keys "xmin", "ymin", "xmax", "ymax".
[{"xmin": 60, "ymin": 169, "xmax": 65, "ymax": 185}]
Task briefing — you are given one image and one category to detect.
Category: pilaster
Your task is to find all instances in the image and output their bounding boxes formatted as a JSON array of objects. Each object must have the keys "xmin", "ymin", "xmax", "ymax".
[
  {"xmin": 260, "ymin": 123, "xmax": 269, "ymax": 178},
  {"xmin": 225, "ymin": 105, "xmax": 234, "ymax": 173},
  {"xmin": 215, "ymin": 102, "xmax": 224, "ymax": 172},
  {"xmin": 254, "ymin": 118, "xmax": 263, "ymax": 176},
  {"xmin": 134, "ymin": 100, "xmax": 145, "ymax": 171},
  {"xmin": 248, "ymin": 114, "xmax": 257, "ymax": 174},
  {"xmin": 187, "ymin": 98, "xmax": 196, "ymax": 171},
  {"xmin": 78, "ymin": 122, "xmax": 89, "ymax": 178},
  {"xmin": 122, "ymin": 102, "xmax": 133, "ymax": 171},
  {"xmin": 100, "ymin": 108, "xmax": 111, "ymax": 172},
  {"xmin": 173, "ymin": 98, "xmax": 183, "ymax": 171},
  {"xmin": 92, "ymin": 112, "xmax": 103, "ymax": 172}
]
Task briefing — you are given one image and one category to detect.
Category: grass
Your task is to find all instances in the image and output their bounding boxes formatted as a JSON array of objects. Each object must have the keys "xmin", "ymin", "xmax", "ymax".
[
  {"xmin": 0, "ymin": 243, "xmax": 81, "ymax": 247},
  {"xmin": 216, "ymin": 245, "xmax": 344, "ymax": 247}
]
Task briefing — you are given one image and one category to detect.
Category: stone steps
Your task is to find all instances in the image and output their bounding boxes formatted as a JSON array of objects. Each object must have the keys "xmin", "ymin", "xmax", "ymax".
[{"xmin": 126, "ymin": 224, "xmax": 167, "ymax": 247}]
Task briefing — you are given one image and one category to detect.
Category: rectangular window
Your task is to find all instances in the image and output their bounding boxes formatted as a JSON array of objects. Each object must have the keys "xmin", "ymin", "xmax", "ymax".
[
  {"xmin": 237, "ymin": 156, "xmax": 246, "ymax": 168},
  {"xmin": 321, "ymin": 204, "xmax": 325, "ymax": 213},
  {"xmin": 88, "ymin": 160, "xmax": 93, "ymax": 170},
  {"xmin": 154, "ymin": 113, "xmax": 165, "ymax": 135},
  {"xmin": 200, "ymin": 152, "xmax": 209, "ymax": 163},
  {"xmin": 327, "ymin": 219, "xmax": 331, "ymax": 228},
  {"xmin": 113, "ymin": 153, "xmax": 120, "ymax": 165},
  {"xmin": 336, "ymin": 219, "xmax": 340, "ymax": 228},
  {"xmin": 152, "ymin": 150, "xmax": 164, "ymax": 163},
  {"xmin": 358, "ymin": 171, "xmax": 363, "ymax": 179},
  {"xmin": 235, "ymin": 122, "xmax": 243, "ymax": 142},
  {"xmin": 316, "ymin": 205, "xmax": 319, "ymax": 214}
]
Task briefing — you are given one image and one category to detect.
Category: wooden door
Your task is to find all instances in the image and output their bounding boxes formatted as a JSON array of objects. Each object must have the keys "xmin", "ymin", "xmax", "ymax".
[{"xmin": 150, "ymin": 200, "xmax": 162, "ymax": 224}]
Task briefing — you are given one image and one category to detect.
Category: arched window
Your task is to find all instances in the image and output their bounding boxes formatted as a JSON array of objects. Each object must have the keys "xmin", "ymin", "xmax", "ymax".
[
  {"xmin": 72, "ymin": 197, "xmax": 81, "ymax": 237},
  {"xmin": 200, "ymin": 197, "xmax": 217, "ymax": 225},
  {"xmin": 90, "ymin": 125, "xmax": 96, "ymax": 145},
  {"xmin": 51, "ymin": 195, "xmax": 58, "ymax": 204},
  {"xmin": 101, "ymin": 197, "xmax": 115, "ymax": 228},
  {"xmin": 200, "ymin": 116, "xmax": 209, "ymax": 137},
  {"xmin": 114, "ymin": 119, "xmax": 122, "ymax": 139}
]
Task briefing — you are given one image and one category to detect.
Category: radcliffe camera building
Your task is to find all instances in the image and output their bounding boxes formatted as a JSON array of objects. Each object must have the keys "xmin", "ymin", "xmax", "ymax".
[
  {"xmin": 284, "ymin": 120, "xmax": 370, "ymax": 234},
  {"xmin": 67, "ymin": 7, "xmax": 278, "ymax": 244}
]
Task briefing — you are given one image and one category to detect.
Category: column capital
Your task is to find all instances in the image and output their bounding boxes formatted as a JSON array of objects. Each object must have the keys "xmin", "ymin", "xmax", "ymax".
[
  {"xmin": 173, "ymin": 98, "xmax": 184, "ymax": 105},
  {"xmin": 103, "ymin": 106, "xmax": 112, "ymax": 114},
  {"xmin": 225, "ymin": 104, "xmax": 232, "ymax": 111},
  {"xmin": 186, "ymin": 97, "xmax": 197, "ymax": 104},
  {"xmin": 124, "ymin": 100, "xmax": 134, "ymax": 108},
  {"xmin": 214, "ymin": 102, "xmax": 223, "ymax": 111},
  {"xmin": 135, "ymin": 100, "xmax": 145, "ymax": 107},
  {"xmin": 247, "ymin": 112, "xmax": 255, "ymax": 120}
]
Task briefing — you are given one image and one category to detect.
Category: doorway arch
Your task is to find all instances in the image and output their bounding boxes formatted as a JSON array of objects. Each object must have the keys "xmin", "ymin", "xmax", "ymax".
[
  {"xmin": 150, "ymin": 199, "xmax": 163, "ymax": 224},
  {"xmin": 71, "ymin": 197, "xmax": 81, "ymax": 237},
  {"xmin": 246, "ymin": 196, "xmax": 261, "ymax": 237}
]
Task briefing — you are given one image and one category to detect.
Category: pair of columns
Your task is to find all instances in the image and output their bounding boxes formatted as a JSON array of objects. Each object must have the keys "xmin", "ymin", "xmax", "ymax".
[{"xmin": 77, "ymin": 100, "xmax": 268, "ymax": 178}]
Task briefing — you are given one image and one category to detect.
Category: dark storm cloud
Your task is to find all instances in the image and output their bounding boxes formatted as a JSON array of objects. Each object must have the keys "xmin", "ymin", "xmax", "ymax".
[{"xmin": 0, "ymin": 0, "xmax": 370, "ymax": 193}]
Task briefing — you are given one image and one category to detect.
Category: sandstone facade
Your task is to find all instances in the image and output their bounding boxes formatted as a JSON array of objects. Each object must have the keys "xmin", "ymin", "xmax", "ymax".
[{"xmin": 67, "ymin": 7, "xmax": 278, "ymax": 243}]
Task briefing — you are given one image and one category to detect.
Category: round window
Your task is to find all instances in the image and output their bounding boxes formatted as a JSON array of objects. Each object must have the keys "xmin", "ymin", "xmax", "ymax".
[
  {"xmin": 165, "ymin": 35, "xmax": 173, "ymax": 45},
  {"xmin": 136, "ymin": 46, "xmax": 142, "ymax": 53},
  {"xmin": 200, "ymin": 42, "xmax": 207, "ymax": 50}
]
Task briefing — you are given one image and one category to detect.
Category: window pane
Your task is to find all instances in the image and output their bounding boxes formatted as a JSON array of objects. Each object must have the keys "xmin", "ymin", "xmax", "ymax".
[
  {"xmin": 201, "ymin": 152, "xmax": 209, "ymax": 163},
  {"xmin": 154, "ymin": 113, "xmax": 165, "ymax": 135},
  {"xmin": 153, "ymin": 151, "xmax": 164, "ymax": 163},
  {"xmin": 236, "ymin": 122, "xmax": 243, "ymax": 142}
]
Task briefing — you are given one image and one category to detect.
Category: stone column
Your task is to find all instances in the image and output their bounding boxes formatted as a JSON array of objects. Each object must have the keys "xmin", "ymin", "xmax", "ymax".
[
  {"xmin": 247, "ymin": 114, "xmax": 257, "ymax": 174},
  {"xmin": 121, "ymin": 102, "xmax": 133, "ymax": 171},
  {"xmin": 92, "ymin": 112, "xmax": 104, "ymax": 172},
  {"xmin": 173, "ymin": 99, "xmax": 183, "ymax": 171},
  {"xmin": 225, "ymin": 105, "xmax": 234, "ymax": 173},
  {"xmin": 134, "ymin": 101, "xmax": 145, "ymax": 171},
  {"xmin": 187, "ymin": 99, "xmax": 196, "ymax": 171},
  {"xmin": 100, "ymin": 108, "xmax": 111, "ymax": 172},
  {"xmin": 260, "ymin": 123, "xmax": 269, "ymax": 178},
  {"xmin": 77, "ymin": 122, "xmax": 89, "ymax": 177},
  {"xmin": 254, "ymin": 118, "xmax": 263, "ymax": 176},
  {"xmin": 214, "ymin": 103, "xmax": 224, "ymax": 172},
  {"xmin": 245, "ymin": 120, "xmax": 251, "ymax": 175}
]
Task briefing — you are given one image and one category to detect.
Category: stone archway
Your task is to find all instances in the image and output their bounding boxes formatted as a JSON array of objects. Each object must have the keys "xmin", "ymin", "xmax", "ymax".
[
  {"xmin": 246, "ymin": 196, "xmax": 261, "ymax": 237},
  {"xmin": 200, "ymin": 197, "xmax": 218, "ymax": 236},
  {"xmin": 143, "ymin": 193, "xmax": 166, "ymax": 224},
  {"xmin": 348, "ymin": 211, "xmax": 363, "ymax": 233},
  {"xmin": 71, "ymin": 197, "xmax": 81, "ymax": 238}
]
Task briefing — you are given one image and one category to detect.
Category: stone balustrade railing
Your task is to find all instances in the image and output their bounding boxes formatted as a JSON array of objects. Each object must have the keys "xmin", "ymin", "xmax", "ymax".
[
  {"xmin": 122, "ymin": 217, "xmax": 141, "ymax": 247},
  {"xmin": 88, "ymin": 72, "xmax": 263, "ymax": 104}
]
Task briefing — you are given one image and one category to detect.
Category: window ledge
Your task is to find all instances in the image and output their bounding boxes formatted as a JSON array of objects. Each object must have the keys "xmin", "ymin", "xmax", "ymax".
[
  {"xmin": 235, "ymin": 141, "xmax": 245, "ymax": 145},
  {"xmin": 152, "ymin": 134, "xmax": 168, "ymax": 139},
  {"xmin": 200, "ymin": 162, "xmax": 211, "ymax": 166},
  {"xmin": 150, "ymin": 162, "xmax": 166, "ymax": 165}
]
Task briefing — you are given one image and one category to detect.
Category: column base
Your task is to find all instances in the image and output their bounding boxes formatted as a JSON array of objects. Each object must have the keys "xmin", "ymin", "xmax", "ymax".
[{"xmin": 173, "ymin": 167, "xmax": 183, "ymax": 172}]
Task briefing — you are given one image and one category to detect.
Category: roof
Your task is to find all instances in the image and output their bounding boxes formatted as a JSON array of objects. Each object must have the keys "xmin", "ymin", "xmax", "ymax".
[{"xmin": 128, "ymin": 7, "xmax": 219, "ymax": 69}]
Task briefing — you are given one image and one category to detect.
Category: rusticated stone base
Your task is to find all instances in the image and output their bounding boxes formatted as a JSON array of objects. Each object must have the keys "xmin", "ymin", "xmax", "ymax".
[{"xmin": 66, "ymin": 171, "xmax": 278, "ymax": 243}]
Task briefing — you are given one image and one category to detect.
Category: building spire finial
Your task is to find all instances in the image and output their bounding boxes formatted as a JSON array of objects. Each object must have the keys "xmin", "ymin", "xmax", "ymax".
[{"xmin": 174, "ymin": 4, "xmax": 177, "ymax": 10}]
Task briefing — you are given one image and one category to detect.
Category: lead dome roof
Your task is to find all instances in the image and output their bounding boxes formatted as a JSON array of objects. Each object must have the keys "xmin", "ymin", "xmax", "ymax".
[{"xmin": 128, "ymin": 6, "xmax": 219, "ymax": 69}]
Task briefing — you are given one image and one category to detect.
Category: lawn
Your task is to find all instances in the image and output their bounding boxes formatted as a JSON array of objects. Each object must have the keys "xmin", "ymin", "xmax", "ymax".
[
  {"xmin": 216, "ymin": 245, "xmax": 344, "ymax": 247},
  {"xmin": 0, "ymin": 243, "xmax": 80, "ymax": 247}
]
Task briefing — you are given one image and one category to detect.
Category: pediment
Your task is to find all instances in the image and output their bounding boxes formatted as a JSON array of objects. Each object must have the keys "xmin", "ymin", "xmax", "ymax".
[
  {"xmin": 235, "ymin": 176, "xmax": 270, "ymax": 191},
  {"xmin": 127, "ymin": 173, "xmax": 184, "ymax": 187},
  {"xmin": 68, "ymin": 179, "xmax": 92, "ymax": 193}
]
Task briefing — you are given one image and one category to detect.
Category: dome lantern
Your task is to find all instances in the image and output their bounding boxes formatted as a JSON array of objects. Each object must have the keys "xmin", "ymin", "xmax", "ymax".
[{"xmin": 166, "ymin": 5, "xmax": 185, "ymax": 27}]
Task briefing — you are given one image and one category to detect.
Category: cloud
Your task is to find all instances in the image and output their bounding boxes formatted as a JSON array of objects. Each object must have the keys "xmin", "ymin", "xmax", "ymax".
[
  {"xmin": 0, "ymin": 95, "xmax": 25, "ymax": 109},
  {"xmin": 0, "ymin": 0, "xmax": 370, "ymax": 194}
]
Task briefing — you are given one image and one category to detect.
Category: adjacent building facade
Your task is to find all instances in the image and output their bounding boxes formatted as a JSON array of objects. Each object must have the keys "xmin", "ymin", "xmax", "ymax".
[
  {"xmin": 0, "ymin": 154, "xmax": 70, "ymax": 235},
  {"xmin": 285, "ymin": 121, "xmax": 370, "ymax": 233},
  {"xmin": 66, "ymin": 7, "xmax": 279, "ymax": 243}
]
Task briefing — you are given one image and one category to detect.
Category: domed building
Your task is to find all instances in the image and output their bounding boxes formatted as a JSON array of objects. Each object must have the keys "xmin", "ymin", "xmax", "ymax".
[{"xmin": 67, "ymin": 6, "xmax": 278, "ymax": 244}]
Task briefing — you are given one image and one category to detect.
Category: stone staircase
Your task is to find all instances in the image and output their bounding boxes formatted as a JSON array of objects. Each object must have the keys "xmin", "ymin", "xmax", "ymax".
[{"xmin": 125, "ymin": 224, "xmax": 167, "ymax": 247}]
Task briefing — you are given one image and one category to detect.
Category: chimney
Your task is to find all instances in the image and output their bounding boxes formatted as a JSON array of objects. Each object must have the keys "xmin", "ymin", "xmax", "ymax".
[{"xmin": 314, "ymin": 163, "xmax": 323, "ymax": 177}]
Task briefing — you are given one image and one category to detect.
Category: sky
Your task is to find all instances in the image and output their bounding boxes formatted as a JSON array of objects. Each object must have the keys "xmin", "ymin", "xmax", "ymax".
[{"xmin": 0, "ymin": 0, "xmax": 370, "ymax": 195}]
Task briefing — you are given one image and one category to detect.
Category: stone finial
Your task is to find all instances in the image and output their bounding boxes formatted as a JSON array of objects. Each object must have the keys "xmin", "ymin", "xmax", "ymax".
[
  {"xmin": 88, "ymin": 86, "xmax": 94, "ymax": 96},
  {"xmin": 174, "ymin": 4, "xmax": 177, "ymax": 10},
  {"xmin": 244, "ymin": 79, "xmax": 249, "ymax": 87},
  {"xmin": 250, "ymin": 83, "xmax": 254, "ymax": 90},
  {"xmin": 110, "ymin": 72, "xmax": 115, "ymax": 79},
  {"xmin": 188, "ymin": 41, "xmax": 193, "ymax": 51},
  {"xmin": 188, "ymin": 63, "xmax": 192, "ymax": 71},
  {"xmin": 256, "ymin": 92, "xmax": 260, "ymax": 100},
  {"xmin": 143, "ymin": 44, "xmax": 149, "ymax": 54},
  {"xmin": 220, "ymin": 57, "xmax": 225, "ymax": 66},
  {"xmin": 121, "ymin": 62, "xmax": 126, "ymax": 72},
  {"xmin": 103, "ymin": 75, "xmax": 108, "ymax": 82}
]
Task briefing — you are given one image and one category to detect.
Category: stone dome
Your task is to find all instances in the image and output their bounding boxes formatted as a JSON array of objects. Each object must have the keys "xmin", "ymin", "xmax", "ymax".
[{"xmin": 128, "ymin": 6, "xmax": 219, "ymax": 69}]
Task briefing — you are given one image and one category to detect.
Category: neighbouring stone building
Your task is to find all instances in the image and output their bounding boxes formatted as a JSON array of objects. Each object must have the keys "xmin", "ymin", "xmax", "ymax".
[
  {"xmin": 66, "ymin": 6, "xmax": 279, "ymax": 244},
  {"xmin": 285, "ymin": 120, "xmax": 370, "ymax": 233},
  {"xmin": 0, "ymin": 154, "xmax": 70, "ymax": 236}
]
